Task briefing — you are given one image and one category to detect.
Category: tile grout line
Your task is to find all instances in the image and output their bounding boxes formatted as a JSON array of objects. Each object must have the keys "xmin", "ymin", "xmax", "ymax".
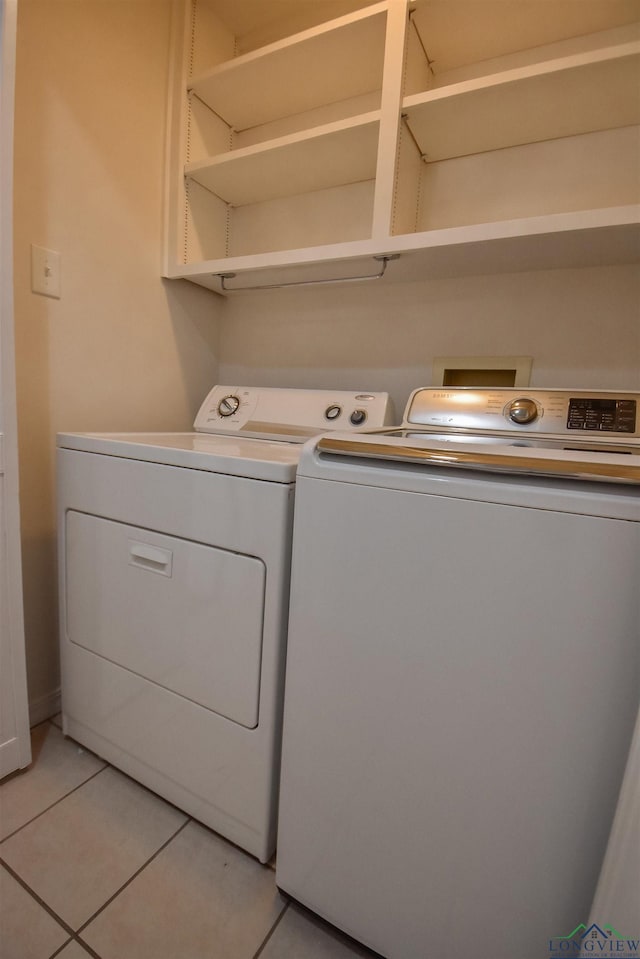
[
  {"xmin": 1, "ymin": 815, "xmax": 192, "ymax": 959},
  {"xmin": 0, "ymin": 858, "xmax": 78, "ymax": 942},
  {"xmin": 49, "ymin": 933, "xmax": 102, "ymax": 959},
  {"xmin": 75, "ymin": 816, "xmax": 193, "ymax": 937},
  {"xmin": 0, "ymin": 763, "xmax": 108, "ymax": 844},
  {"xmin": 252, "ymin": 899, "xmax": 290, "ymax": 959},
  {"xmin": 2, "ymin": 720, "xmax": 103, "ymax": 958},
  {"xmin": 2, "ymin": 858, "xmax": 102, "ymax": 958},
  {"xmin": 3, "ymin": 735, "xmax": 287, "ymax": 958},
  {"xmin": 47, "ymin": 938, "xmax": 75, "ymax": 959}
]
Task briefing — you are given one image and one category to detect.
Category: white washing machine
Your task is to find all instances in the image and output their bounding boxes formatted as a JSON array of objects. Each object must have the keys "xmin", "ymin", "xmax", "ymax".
[
  {"xmin": 276, "ymin": 388, "xmax": 640, "ymax": 956},
  {"xmin": 58, "ymin": 385, "xmax": 393, "ymax": 863}
]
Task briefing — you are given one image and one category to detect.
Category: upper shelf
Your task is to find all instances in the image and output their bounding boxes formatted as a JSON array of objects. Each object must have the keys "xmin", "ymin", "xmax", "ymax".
[
  {"xmin": 189, "ymin": 2, "xmax": 387, "ymax": 133},
  {"xmin": 185, "ymin": 113, "xmax": 381, "ymax": 206},
  {"xmin": 402, "ymin": 40, "xmax": 640, "ymax": 163},
  {"xmin": 408, "ymin": 0, "xmax": 640, "ymax": 77}
]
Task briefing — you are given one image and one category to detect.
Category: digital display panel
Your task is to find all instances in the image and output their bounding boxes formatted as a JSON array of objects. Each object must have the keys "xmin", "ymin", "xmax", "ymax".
[{"xmin": 567, "ymin": 398, "xmax": 636, "ymax": 433}]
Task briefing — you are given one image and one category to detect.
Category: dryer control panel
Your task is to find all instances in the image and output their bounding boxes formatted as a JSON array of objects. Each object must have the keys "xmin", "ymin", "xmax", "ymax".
[
  {"xmin": 404, "ymin": 389, "xmax": 639, "ymax": 438},
  {"xmin": 194, "ymin": 386, "xmax": 395, "ymax": 442}
]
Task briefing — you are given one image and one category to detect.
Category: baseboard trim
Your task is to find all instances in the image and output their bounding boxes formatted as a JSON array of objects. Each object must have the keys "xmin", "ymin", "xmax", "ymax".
[{"xmin": 29, "ymin": 688, "xmax": 61, "ymax": 727}]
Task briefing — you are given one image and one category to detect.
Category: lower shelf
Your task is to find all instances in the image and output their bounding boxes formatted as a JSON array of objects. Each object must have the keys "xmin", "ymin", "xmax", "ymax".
[{"xmin": 164, "ymin": 205, "xmax": 640, "ymax": 295}]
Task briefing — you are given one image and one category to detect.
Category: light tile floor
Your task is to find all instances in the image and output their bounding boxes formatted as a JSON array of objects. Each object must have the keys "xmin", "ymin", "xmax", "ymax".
[{"xmin": 0, "ymin": 719, "xmax": 379, "ymax": 959}]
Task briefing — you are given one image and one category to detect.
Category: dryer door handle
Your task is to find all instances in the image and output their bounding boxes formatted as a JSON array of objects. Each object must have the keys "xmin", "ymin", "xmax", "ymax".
[{"xmin": 128, "ymin": 540, "xmax": 173, "ymax": 577}]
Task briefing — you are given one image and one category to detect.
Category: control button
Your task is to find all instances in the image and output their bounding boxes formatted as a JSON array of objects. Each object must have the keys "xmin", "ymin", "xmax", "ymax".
[
  {"xmin": 350, "ymin": 409, "xmax": 367, "ymax": 426},
  {"xmin": 217, "ymin": 395, "xmax": 240, "ymax": 417},
  {"xmin": 617, "ymin": 401, "xmax": 637, "ymax": 432},
  {"xmin": 568, "ymin": 415, "xmax": 585, "ymax": 425},
  {"xmin": 325, "ymin": 405, "xmax": 342, "ymax": 421},
  {"xmin": 507, "ymin": 398, "xmax": 538, "ymax": 425}
]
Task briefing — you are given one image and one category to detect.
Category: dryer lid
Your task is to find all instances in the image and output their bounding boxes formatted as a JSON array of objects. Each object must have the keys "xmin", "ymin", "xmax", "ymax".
[{"xmin": 56, "ymin": 431, "xmax": 301, "ymax": 483}]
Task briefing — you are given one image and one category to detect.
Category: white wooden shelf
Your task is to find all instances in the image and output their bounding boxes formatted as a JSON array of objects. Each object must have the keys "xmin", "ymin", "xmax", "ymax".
[
  {"xmin": 189, "ymin": 3, "xmax": 387, "ymax": 132},
  {"xmin": 407, "ymin": 1, "xmax": 640, "ymax": 79},
  {"xmin": 164, "ymin": 0, "xmax": 640, "ymax": 293},
  {"xmin": 185, "ymin": 113, "xmax": 380, "ymax": 207},
  {"xmin": 402, "ymin": 41, "xmax": 640, "ymax": 163},
  {"xmin": 166, "ymin": 205, "xmax": 640, "ymax": 294}
]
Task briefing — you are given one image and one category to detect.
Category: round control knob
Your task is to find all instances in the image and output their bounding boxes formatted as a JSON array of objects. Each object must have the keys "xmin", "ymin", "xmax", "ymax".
[
  {"xmin": 325, "ymin": 405, "xmax": 342, "ymax": 421},
  {"xmin": 507, "ymin": 398, "xmax": 538, "ymax": 425},
  {"xmin": 350, "ymin": 409, "xmax": 367, "ymax": 426},
  {"xmin": 217, "ymin": 395, "xmax": 240, "ymax": 417}
]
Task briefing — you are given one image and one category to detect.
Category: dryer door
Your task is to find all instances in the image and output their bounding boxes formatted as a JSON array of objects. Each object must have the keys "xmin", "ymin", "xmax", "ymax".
[{"xmin": 65, "ymin": 511, "xmax": 265, "ymax": 728}]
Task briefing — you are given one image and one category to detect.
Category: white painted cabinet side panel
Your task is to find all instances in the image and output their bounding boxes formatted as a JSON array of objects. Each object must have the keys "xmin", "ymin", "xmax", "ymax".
[
  {"xmin": 0, "ymin": 0, "xmax": 31, "ymax": 775},
  {"xmin": 372, "ymin": 0, "xmax": 409, "ymax": 238}
]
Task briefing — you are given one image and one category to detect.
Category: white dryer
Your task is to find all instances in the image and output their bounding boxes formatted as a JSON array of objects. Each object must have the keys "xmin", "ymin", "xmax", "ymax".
[{"xmin": 58, "ymin": 386, "xmax": 393, "ymax": 863}]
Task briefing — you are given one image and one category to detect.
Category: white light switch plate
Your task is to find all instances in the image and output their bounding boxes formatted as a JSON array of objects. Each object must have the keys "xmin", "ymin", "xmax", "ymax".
[{"xmin": 31, "ymin": 245, "xmax": 61, "ymax": 298}]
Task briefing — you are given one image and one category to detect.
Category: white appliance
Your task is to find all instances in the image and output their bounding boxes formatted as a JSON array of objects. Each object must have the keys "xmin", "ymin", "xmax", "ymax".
[
  {"xmin": 276, "ymin": 388, "xmax": 640, "ymax": 956},
  {"xmin": 58, "ymin": 385, "xmax": 393, "ymax": 863}
]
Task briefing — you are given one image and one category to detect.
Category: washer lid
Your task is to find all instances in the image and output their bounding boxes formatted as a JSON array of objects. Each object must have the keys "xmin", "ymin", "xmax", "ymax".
[
  {"xmin": 308, "ymin": 430, "xmax": 640, "ymax": 487},
  {"xmin": 56, "ymin": 432, "xmax": 301, "ymax": 483}
]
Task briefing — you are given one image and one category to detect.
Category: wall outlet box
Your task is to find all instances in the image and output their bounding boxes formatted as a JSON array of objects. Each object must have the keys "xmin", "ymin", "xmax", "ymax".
[
  {"xmin": 432, "ymin": 356, "xmax": 532, "ymax": 388},
  {"xmin": 31, "ymin": 245, "xmax": 61, "ymax": 299}
]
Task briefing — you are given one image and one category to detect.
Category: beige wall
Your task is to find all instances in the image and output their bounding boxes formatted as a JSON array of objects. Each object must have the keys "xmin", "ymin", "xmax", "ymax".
[
  {"xmin": 219, "ymin": 264, "xmax": 640, "ymax": 415},
  {"xmin": 12, "ymin": 0, "xmax": 640, "ymax": 723},
  {"xmin": 14, "ymin": 0, "xmax": 222, "ymax": 720}
]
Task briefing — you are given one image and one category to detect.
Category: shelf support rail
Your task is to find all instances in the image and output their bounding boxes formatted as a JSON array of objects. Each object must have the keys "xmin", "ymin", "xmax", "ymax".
[
  {"xmin": 408, "ymin": 8, "xmax": 435, "ymax": 76},
  {"xmin": 401, "ymin": 113, "xmax": 429, "ymax": 162},
  {"xmin": 216, "ymin": 254, "xmax": 401, "ymax": 292}
]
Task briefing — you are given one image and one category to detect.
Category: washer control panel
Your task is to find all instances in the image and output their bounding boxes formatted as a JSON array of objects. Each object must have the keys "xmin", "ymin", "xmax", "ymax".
[
  {"xmin": 194, "ymin": 386, "xmax": 394, "ymax": 440},
  {"xmin": 405, "ymin": 389, "xmax": 639, "ymax": 437},
  {"xmin": 566, "ymin": 397, "xmax": 636, "ymax": 433}
]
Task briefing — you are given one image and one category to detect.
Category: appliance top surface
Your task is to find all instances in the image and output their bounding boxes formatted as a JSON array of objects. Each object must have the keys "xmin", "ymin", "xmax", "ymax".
[
  {"xmin": 57, "ymin": 386, "xmax": 394, "ymax": 482},
  {"xmin": 303, "ymin": 390, "xmax": 640, "ymax": 491},
  {"xmin": 377, "ymin": 430, "xmax": 640, "ymax": 456},
  {"xmin": 57, "ymin": 431, "xmax": 304, "ymax": 483},
  {"xmin": 303, "ymin": 430, "xmax": 640, "ymax": 505}
]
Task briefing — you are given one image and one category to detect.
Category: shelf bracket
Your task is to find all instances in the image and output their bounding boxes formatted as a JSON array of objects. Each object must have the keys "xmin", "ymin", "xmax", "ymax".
[
  {"xmin": 216, "ymin": 255, "xmax": 401, "ymax": 293},
  {"xmin": 401, "ymin": 114, "xmax": 429, "ymax": 163},
  {"xmin": 408, "ymin": 9, "xmax": 435, "ymax": 76}
]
